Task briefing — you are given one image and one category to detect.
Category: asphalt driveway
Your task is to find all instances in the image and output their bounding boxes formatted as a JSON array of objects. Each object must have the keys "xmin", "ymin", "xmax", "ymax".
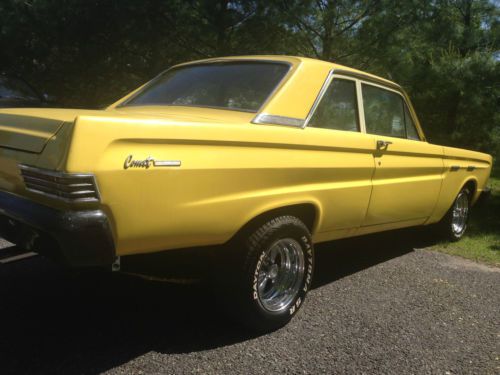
[{"xmin": 0, "ymin": 229, "xmax": 498, "ymax": 374}]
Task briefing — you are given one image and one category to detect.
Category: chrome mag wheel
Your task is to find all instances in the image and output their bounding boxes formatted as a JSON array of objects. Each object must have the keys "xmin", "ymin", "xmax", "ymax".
[
  {"xmin": 451, "ymin": 190, "xmax": 469, "ymax": 235},
  {"xmin": 256, "ymin": 238, "xmax": 305, "ymax": 313}
]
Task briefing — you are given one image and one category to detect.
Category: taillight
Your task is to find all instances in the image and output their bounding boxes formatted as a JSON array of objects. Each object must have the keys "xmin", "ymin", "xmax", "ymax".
[{"xmin": 19, "ymin": 165, "xmax": 100, "ymax": 203}]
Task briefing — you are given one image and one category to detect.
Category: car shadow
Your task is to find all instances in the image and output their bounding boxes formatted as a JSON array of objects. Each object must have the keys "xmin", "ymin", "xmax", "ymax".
[
  {"xmin": 313, "ymin": 226, "xmax": 434, "ymax": 288},
  {"xmin": 0, "ymin": 227, "xmax": 436, "ymax": 374}
]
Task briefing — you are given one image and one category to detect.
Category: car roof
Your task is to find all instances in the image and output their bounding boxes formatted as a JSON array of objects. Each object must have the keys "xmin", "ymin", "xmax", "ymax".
[{"xmin": 172, "ymin": 55, "xmax": 400, "ymax": 90}]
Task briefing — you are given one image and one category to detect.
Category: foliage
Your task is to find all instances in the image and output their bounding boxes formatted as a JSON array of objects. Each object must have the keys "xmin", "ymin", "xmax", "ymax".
[
  {"xmin": 0, "ymin": 0, "xmax": 498, "ymax": 158},
  {"xmin": 358, "ymin": 0, "xmax": 500, "ymax": 156}
]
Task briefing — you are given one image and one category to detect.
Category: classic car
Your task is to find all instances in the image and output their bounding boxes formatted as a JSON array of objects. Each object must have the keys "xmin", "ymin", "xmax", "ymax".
[
  {"xmin": 0, "ymin": 75, "xmax": 53, "ymax": 108},
  {"xmin": 0, "ymin": 56, "xmax": 492, "ymax": 330}
]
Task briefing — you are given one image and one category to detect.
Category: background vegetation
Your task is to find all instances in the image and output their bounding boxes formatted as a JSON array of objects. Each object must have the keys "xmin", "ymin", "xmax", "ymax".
[{"xmin": 0, "ymin": 0, "xmax": 498, "ymax": 158}]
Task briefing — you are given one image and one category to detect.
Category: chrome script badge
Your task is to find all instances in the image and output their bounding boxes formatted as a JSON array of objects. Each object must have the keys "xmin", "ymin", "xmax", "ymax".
[{"xmin": 123, "ymin": 155, "xmax": 181, "ymax": 169}]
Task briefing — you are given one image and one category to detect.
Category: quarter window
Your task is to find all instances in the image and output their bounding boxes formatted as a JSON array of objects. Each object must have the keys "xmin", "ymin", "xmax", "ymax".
[{"xmin": 309, "ymin": 78, "xmax": 359, "ymax": 132}]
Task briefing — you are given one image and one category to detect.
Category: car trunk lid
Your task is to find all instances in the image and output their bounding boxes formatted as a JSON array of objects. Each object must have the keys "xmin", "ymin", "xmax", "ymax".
[{"xmin": 0, "ymin": 108, "xmax": 87, "ymax": 153}]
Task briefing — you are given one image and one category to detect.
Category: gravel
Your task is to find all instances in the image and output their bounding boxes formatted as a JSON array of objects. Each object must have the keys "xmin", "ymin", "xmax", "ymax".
[{"xmin": 0, "ymin": 230, "xmax": 498, "ymax": 374}]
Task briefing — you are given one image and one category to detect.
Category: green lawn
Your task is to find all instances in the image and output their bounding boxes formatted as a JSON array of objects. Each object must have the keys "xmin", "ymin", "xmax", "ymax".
[{"xmin": 433, "ymin": 167, "xmax": 500, "ymax": 266}]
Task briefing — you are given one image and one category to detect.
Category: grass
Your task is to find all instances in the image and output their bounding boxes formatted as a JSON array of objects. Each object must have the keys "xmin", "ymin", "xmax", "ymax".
[{"xmin": 433, "ymin": 167, "xmax": 500, "ymax": 267}]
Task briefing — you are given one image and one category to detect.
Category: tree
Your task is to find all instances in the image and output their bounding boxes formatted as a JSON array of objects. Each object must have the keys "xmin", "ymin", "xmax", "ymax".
[
  {"xmin": 0, "ymin": 0, "xmax": 497, "ymax": 158},
  {"xmin": 357, "ymin": 0, "xmax": 500, "ymax": 156},
  {"xmin": 276, "ymin": 0, "xmax": 381, "ymax": 63}
]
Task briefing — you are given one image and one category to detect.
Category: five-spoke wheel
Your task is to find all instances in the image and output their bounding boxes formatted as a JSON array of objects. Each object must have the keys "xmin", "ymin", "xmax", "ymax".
[
  {"xmin": 222, "ymin": 215, "xmax": 314, "ymax": 332},
  {"xmin": 438, "ymin": 186, "xmax": 471, "ymax": 241},
  {"xmin": 256, "ymin": 238, "xmax": 305, "ymax": 313}
]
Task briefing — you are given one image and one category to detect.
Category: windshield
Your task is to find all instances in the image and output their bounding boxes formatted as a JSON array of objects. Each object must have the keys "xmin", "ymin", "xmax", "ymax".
[
  {"xmin": 0, "ymin": 77, "xmax": 39, "ymax": 100},
  {"xmin": 122, "ymin": 62, "xmax": 290, "ymax": 112}
]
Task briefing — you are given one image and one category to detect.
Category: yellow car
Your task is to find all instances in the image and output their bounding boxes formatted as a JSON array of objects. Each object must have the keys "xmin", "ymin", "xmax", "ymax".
[{"xmin": 0, "ymin": 56, "xmax": 492, "ymax": 330}]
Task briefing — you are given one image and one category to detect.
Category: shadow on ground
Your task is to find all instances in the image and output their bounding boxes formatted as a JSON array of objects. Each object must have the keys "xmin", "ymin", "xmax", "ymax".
[
  {"xmin": 0, "ymin": 227, "xmax": 436, "ymax": 374},
  {"xmin": 312, "ymin": 226, "xmax": 434, "ymax": 288}
]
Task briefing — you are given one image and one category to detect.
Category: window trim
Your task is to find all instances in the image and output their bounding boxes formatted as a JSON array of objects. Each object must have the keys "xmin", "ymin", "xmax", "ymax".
[
  {"xmin": 402, "ymin": 99, "xmax": 421, "ymax": 141},
  {"xmin": 249, "ymin": 66, "xmax": 425, "ymax": 141},
  {"xmin": 355, "ymin": 80, "xmax": 367, "ymax": 134},
  {"xmin": 305, "ymin": 74, "xmax": 361, "ymax": 133}
]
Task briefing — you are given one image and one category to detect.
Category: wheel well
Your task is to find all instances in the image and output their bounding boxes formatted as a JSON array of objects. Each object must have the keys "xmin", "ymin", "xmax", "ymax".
[
  {"xmin": 463, "ymin": 179, "xmax": 477, "ymax": 197},
  {"xmin": 231, "ymin": 203, "xmax": 318, "ymax": 242}
]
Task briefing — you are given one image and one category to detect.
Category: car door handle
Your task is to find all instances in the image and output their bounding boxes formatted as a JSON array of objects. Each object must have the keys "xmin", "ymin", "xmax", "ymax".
[{"xmin": 377, "ymin": 140, "xmax": 393, "ymax": 149}]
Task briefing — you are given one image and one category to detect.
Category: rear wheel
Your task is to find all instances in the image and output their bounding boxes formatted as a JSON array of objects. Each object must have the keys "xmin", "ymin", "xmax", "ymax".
[
  {"xmin": 221, "ymin": 215, "xmax": 314, "ymax": 332},
  {"xmin": 438, "ymin": 187, "xmax": 471, "ymax": 241}
]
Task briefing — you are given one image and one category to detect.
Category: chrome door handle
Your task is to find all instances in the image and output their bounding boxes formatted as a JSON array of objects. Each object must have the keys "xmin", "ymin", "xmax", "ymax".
[{"xmin": 377, "ymin": 140, "xmax": 393, "ymax": 149}]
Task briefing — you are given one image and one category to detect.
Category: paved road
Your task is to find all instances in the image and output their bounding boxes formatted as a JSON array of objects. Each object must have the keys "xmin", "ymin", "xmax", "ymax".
[{"xmin": 0, "ymin": 230, "xmax": 498, "ymax": 375}]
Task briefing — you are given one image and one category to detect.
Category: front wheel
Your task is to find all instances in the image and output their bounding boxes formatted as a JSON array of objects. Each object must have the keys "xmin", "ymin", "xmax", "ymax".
[
  {"xmin": 438, "ymin": 187, "xmax": 471, "ymax": 241},
  {"xmin": 223, "ymin": 215, "xmax": 314, "ymax": 332}
]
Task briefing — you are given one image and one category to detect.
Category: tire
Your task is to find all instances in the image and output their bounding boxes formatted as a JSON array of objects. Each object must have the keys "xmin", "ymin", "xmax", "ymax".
[
  {"xmin": 437, "ymin": 186, "xmax": 471, "ymax": 241},
  {"xmin": 220, "ymin": 215, "xmax": 314, "ymax": 332}
]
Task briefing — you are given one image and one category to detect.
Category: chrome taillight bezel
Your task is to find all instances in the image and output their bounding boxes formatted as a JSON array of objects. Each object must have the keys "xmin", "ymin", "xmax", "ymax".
[{"xmin": 19, "ymin": 164, "xmax": 100, "ymax": 203}]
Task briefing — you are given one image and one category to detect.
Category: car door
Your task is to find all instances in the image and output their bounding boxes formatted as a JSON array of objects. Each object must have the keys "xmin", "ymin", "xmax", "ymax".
[
  {"xmin": 359, "ymin": 82, "xmax": 444, "ymax": 226},
  {"xmin": 304, "ymin": 75, "xmax": 375, "ymax": 237}
]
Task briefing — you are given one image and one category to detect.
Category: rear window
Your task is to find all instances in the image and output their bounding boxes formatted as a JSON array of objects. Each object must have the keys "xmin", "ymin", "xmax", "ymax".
[{"xmin": 123, "ymin": 62, "xmax": 290, "ymax": 112}]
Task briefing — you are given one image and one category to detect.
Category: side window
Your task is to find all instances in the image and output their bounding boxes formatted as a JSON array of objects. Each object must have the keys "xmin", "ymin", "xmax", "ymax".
[
  {"xmin": 309, "ymin": 78, "xmax": 359, "ymax": 132},
  {"xmin": 362, "ymin": 84, "xmax": 405, "ymax": 138},
  {"xmin": 404, "ymin": 104, "xmax": 420, "ymax": 140}
]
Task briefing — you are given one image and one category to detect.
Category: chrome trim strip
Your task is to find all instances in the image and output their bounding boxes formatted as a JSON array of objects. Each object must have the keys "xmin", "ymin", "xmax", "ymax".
[
  {"xmin": 154, "ymin": 160, "xmax": 182, "ymax": 167},
  {"xmin": 355, "ymin": 79, "xmax": 367, "ymax": 133},
  {"xmin": 19, "ymin": 164, "xmax": 96, "ymax": 180},
  {"xmin": 252, "ymin": 113, "xmax": 305, "ymax": 127},
  {"xmin": 332, "ymin": 69, "xmax": 402, "ymax": 91},
  {"xmin": 23, "ymin": 186, "xmax": 100, "ymax": 204}
]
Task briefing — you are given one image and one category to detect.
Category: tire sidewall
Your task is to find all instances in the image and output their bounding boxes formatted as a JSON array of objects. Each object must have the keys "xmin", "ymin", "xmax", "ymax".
[{"xmin": 245, "ymin": 220, "xmax": 314, "ymax": 326}]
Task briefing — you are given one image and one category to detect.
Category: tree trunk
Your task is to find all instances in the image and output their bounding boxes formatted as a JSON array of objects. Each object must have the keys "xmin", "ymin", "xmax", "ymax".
[{"xmin": 215, "ymin": 0, "xmax": 230, "ymax": 55}]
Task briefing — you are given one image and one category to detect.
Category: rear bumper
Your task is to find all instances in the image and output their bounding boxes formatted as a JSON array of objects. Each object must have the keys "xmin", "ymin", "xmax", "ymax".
[{"xmin": 0, "ymin": 190, "xmax": 115, "ymax": 267}]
